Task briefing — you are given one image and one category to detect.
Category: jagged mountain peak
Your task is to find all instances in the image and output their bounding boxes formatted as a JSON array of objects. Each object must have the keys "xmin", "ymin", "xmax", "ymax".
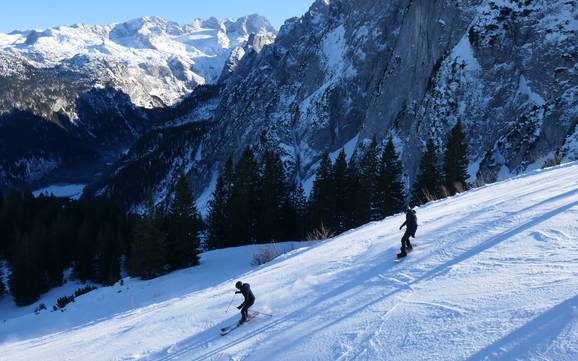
[
  {"xmin": 0, "ymin": 14, "xmax": 277, "ymax": 191},
  {"xmin": 89, "ymin": 0, "xmax": 577, "ymax": 212},
  {"xmin": 0, "ymin": 14, "xmax": 277, "ymax": 108}
]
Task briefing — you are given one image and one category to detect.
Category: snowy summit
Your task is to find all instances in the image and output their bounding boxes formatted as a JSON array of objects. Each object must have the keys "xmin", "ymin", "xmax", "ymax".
[
  {"xmin": 1, "ymin": 162, "xmax": 577, "ymax": 360},
  {"xmin": 0, "ymin": 15, "xmax": 276, "ymax": 107}
]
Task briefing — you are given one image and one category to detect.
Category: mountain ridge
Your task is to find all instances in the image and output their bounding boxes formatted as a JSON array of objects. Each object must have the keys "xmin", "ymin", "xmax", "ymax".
[
  {"xmin": 0, "ymin": 14, "xmax": 276, "ymax": 191},
  {"xmin": 91, "ymin": 0, "xmax": 578, "ymax": 212}
]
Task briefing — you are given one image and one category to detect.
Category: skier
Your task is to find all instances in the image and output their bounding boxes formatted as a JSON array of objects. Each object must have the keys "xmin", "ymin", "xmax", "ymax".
[
  {"xmin": 235, "ymin": 281, "xmax": 255, "ymax": 325},
  {"xmin": 398, "ymin": 206, "xmax": 417, "ymax": 258}
]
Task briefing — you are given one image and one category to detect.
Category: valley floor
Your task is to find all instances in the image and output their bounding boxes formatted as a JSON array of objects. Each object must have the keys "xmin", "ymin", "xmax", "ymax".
[{"xmin": 1, "ymin": 163, "xmax": 577, "ymax": 361}]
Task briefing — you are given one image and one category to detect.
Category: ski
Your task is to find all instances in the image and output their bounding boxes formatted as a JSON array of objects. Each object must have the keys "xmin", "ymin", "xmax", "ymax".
[
  {"xmin": 219, "ymin": 315, "xmax": 256, "ymax": 336},
  {"xmin": 220, "ymin": 324, "xmax": 241, "ymax": 336}
]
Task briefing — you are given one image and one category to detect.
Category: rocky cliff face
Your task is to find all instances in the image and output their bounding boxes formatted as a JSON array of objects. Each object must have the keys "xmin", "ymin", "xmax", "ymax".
[
  {"xmin": 95, "ymin": 0, "xmax": 576, "ymax": 211},
  {"xmin": 199, "ymin": 0, "xmax": 576, "ymax": 184},
  {"xmin": 0, "ymin": 15, "xmax": 276, "ymax": 191}
]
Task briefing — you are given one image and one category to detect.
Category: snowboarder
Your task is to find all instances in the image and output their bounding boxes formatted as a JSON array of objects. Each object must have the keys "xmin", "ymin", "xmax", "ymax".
[
  {"xmin": 235, "ymin": 281, "xmax": 255, "ymax": 325},
  {"xmin": 398, "ymin": 206, "xmax": 417, "ymax": 258}
]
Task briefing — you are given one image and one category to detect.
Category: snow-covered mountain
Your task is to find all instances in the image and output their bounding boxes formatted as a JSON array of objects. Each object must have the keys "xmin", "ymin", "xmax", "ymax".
[
  {"xmin": 0, "ymin": 15, "xmax": 276, "ymax": 108},
  {"xmin": 0, "ymin": 15, "xmax": 276, "ymax": 191},
  {"xmin": 90, "ymin": 0, "xmax": 577, "ymax": 211},
  {"xmin": 2, "ymin": 162, "xmax": 577, "ymax": 360}
]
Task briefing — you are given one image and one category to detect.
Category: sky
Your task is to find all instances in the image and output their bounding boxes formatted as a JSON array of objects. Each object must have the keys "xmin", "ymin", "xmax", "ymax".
[{"xmin": 0, "ymin": 0, "xmax": 315, "ymax": 33}]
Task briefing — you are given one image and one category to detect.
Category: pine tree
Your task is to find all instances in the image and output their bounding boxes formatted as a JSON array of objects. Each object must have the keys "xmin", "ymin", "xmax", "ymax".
[
  {"xmin": 94, "ymin": 224, "xmax": 121, "ymax": 285},
  {"xmin": 9, "ymin": 235, "xmax": 47, "ymax": 306},
  {"xmin": 344, "ymin": 150, "xmax": 363, "ymax": 229},
  {"xmin": 206, "ymin": 158, "xmax": 234, "ymax": 250},
  {"xmin": 256, "ymin": 150, "xmax": 287, "ymax": 243},
  {"xmin": 228, "ymin": 147, "xmax": 260, "ymax": 246},
  {"xmin": 281, "ymin": 179, "xmax": 308, "ymax": 241},
  {"xmin": 443, "ymin": 119, "xmax": 469, "ymax": 195},
  {"xmin": 412, "ymin": 138, "xmax": 443, "ymax": 206},
  {"xmin": 359, "ymin": 136, "xmax": 379, "ymax": 223},
  {"xmin": 165, "ymin": 175, "xmax": 202, "ymax": 270},
  {"xmin": 129, "ymin": 194, "xmax": 167, "ymax": 279},
  {"xmin": 75, "ymin": 218, "xmax": 96, "ymax": 282},
  {"xmin": 309, "ymin": 153, "xmax": 336, "ymax": 232},
  {"xmin": 332, "ymin": 149, "xmax": 349, "ymax": 232},
  {"xmin": 376, "ymin": 137, "xmax": 405, "ymax": 217},
  {"xmin": 0, "ymin": 261, "xmax": 6, "ymax": 298}
]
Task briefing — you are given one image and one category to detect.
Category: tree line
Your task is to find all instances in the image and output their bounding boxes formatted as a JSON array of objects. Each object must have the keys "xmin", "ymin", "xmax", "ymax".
[
  {"xmin": 0, "ymin": 120, "xmax": 467, "ymax": 306},
  {"xmin": 206, "ymin": 119, "xmax": 468, "ymax": 248},
  {"xmin": 0, "ymin": 175, "xmax": 202, "ymax": 306}
]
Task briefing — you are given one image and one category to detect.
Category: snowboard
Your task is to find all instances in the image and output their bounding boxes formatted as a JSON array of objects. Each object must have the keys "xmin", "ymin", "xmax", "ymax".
[{"xmin": 395, "ymin": 245, "xmax": 415, "ymax": 260}]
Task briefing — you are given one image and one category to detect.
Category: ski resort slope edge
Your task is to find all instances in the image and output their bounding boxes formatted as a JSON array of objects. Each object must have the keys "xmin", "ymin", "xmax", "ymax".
[{"xmin": 1, "ymin": 162, "xmax": 578, "ymax": 361}]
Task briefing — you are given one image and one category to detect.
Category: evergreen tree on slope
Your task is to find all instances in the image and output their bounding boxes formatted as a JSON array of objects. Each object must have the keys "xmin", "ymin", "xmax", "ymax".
[
  {"xmin": 309, "ymin": 153, "xmax": 335, "ymax": 232},
  {"xmin": 228, "ymin": 147, "xmax": 260, "ymax": 246},
  {"xmin": 129, "ymin": 193, "xmax": 167, "ymax": 280},
  {"xmin": 443, "ymin": 119, "xmax": 469, "ymax": 195},
  {"xmin": 376, "ymin": 137, "xmax": 405, "ymax": 217},
  {"xmin": 9, "ymin": 235, "xmax": 47, "ymax": 306},
  {"xmin": 412, "ymin": 138, "xmax": 443, "ymax": 206},
  {"xmin": 344, "ymin": 150, "xmax": 363, "ymax": 229},
  {"xmin": 281, "ymin": 179, "xmax": 308, "ymax": 241},
  {"xmin": 256, "ymin": 150, "xmax": 287, "ymax": 243},
  {"xmin": 359, "ymin": 136, "xmax": 379, "ymax": 223},
  {"xmin": 207, "ymin": 158, "xmax": 234, "ymax": 250},
  {"xmin": 0, "ymin": 260, "xmax": 6, "ymax": 298},
  {"xmin": 166, "ymin": 175, "xmax": 202, "ymax": 270},
  {"xmin": 332, "ymin": 149, "xmax": 349, "ymax": 233}
]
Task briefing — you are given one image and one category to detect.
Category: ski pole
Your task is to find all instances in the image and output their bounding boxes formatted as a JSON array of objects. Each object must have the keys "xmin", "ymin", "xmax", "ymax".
[
  {"xmin": 225, "ymin": 293, "xmax": 236, "ymax": 313},
  {"xmin": 251, "ymin": 310, "xmax": 273, "ymax": 317}
]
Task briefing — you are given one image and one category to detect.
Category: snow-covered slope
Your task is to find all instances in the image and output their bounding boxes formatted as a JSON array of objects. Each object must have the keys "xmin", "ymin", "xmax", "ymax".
[{"xmin": 1, "ymin": 163, "xmax": 577, "ymax": 360}]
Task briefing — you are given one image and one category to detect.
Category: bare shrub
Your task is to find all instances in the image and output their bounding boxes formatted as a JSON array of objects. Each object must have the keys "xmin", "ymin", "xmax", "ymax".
[
  {"xmin": 421, "ymin": 189, "xmax": 440, "ymax": 203},
  {"xmin": 453, "ymin": 181, "xmax": 466, "ymax": 194},
  {"xmin": 440, "ymin": 186, "xmax": 451, "ymax": 199},
  {"xmin": 305, "ymin": 223, "xmax": 335, "ymax": 241},
  {"xmin": 251, "ymin": 242, "xmax": 296, "ymax": 266},
  {"xmin": 473, "ymin": 170, "xmax": 493, "ymax": 189},
  {"xmin": 543, "ymin": 152, "xmax": 563, "ymax": 168}
]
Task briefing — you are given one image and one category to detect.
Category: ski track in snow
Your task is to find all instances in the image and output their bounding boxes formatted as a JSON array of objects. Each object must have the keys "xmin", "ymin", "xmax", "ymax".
[{"xmin": 1, "ymin": 163, "xmax": 577, "ymax": 360}]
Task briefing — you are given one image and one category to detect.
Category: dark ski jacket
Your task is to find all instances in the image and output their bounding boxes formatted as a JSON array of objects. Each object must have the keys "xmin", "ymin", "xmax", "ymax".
[
  {"xmin": 401, "ymin": 210, "xmax": 418, "ymax": 235},
  {"xmin": 236, "ymin": 283, "xmax": 255, "ymax": 307}
]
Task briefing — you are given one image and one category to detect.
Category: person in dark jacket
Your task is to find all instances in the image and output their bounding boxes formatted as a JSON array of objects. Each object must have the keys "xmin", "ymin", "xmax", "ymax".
[
  {"xmin": 398, "ymin": 206, "xmax": 417, "ymax": 257},
  {"xmin": 235, "ymin": 281, "xmax": 255, "ymax": 324}
]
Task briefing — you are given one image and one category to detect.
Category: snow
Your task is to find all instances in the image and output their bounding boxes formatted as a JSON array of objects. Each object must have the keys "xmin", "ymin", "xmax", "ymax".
[
  {"xmin": 2, "ymin": 162, "xmax": 578, "ymax": 360},
  {"xmin": 516, "ymin": 74, "xmax": 546, "ymax": 106},
  {"xmin": 451, "ymin": 34, "xmax": 481, "ymax": 73},
  {"xmin": 195, "ymin": 170, "xmax": 218, "ymax": 217},
  {"xmin": 562, "ymin": 124, "xmax": 578, "ymax": 162},
  {"xmin": 0, "ymin": 16, "xmax": 276, "ymax": 107},
  {"xmin": 32, "ymin": 184, "xmax": 86, "ymax": 200},
  {"xmin": 329, "ymin": 134, "xmax": 359, "ymax": 162}
]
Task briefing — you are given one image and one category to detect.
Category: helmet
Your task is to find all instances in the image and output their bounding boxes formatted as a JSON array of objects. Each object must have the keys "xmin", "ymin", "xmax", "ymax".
[
  {"xmin": 406, "ymin": 206, "xmax": 412, "ymax": 212},
  {"xmin": 235, "ymin": 281, "xmax": 243, "ymax": 289}
]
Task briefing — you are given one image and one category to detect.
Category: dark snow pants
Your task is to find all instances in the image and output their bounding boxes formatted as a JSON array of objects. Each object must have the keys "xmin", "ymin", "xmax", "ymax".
[
  {"xmin": 400, "ymin": 229, "xmax": 414, "ymax": 253},
  {"xmin": 240, "ymin": 299, "xmax": 255, "ymax": 323}
]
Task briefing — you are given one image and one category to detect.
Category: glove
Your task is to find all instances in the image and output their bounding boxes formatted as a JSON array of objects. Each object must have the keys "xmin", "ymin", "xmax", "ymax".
[
  {"xmin": 237, "ymin": 305, "xmax": 242, "ymax": 310},
  {"xmin": 399, "ymin": 226, "xmax": 402, "ymax": 230}
]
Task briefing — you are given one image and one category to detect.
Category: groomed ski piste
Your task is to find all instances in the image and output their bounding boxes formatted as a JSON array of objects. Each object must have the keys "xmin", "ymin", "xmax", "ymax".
[{"xmin": 1, "ymin": 162, "xmax": 577, "ymax": 361}]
